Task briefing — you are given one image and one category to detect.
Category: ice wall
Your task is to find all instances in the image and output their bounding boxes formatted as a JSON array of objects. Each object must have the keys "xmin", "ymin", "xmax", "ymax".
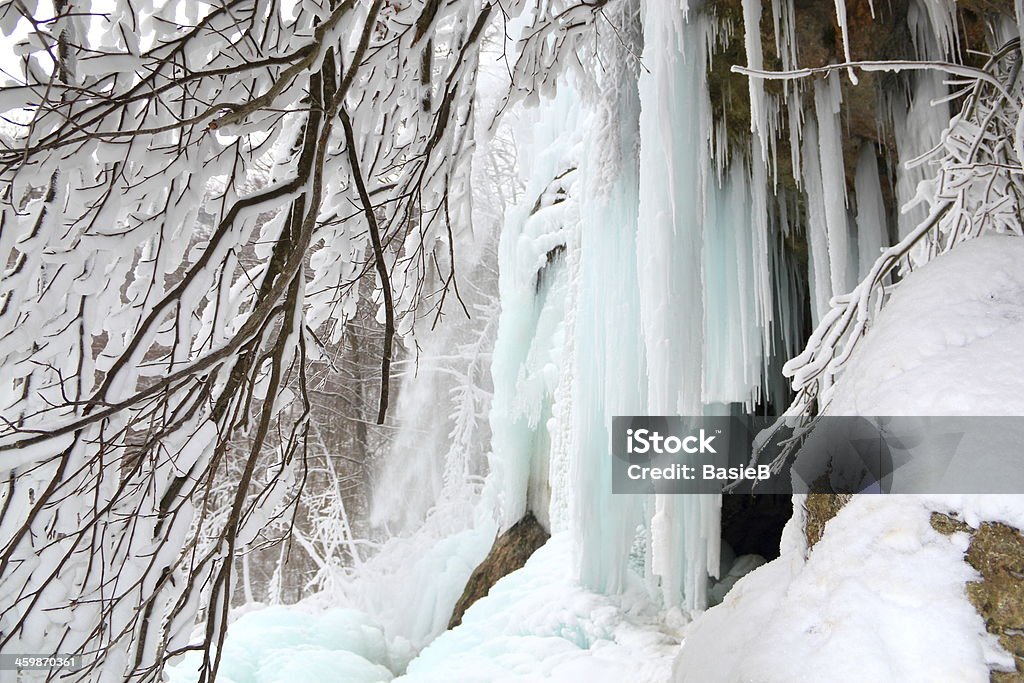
[
  {"xmin": 555, "ymin": 0, "xmax": 963, "ymax": 612},
  {"xmin": 503, "ymin": 0, "xmax": 790, "ymax": 613},
  {"xmin": 571, "ymin": 4, "xmax": 650, "ymax": 597},
  {"xmin": 491, "ymin": 0, "xmax": 799, "ymax": 613},
  {"xmin": 402, "ymin": 0, "xmax": 970, "ymax": 621},
  {"xmin": 483, "ymin": 90, "xmax": 583, "ymax": 534}
]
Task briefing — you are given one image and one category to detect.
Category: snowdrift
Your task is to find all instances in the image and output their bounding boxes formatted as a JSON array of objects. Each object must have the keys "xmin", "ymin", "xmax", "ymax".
[{"xmin": 675, "ymin": 235, "xmax": 1024, "ymax": 682}]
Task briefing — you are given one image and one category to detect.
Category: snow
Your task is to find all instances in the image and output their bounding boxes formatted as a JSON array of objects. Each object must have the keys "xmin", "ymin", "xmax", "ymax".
[
  {"xmin": 674, "ymin": 496, "xmax": 1002, "ymax": 682},
  {"xmin": 674, "ymin": 234, "xmax": 1024, "ymax": 682},
  {"xmin": 336, "ymin": 523, "xmax": 497, "ymax": 653},
  {"xmin": 167, "ymin": 536, "xmax": 679, "ymax": 683},
  {"xmin": 167, "ymin": 607, "xmax": 400, "ymax": 683},
  {"xmin": 825, "ymin": 236, "xmax": 1024, "ymax": 416},
  {"xmin": 396, "ymin": 535, "xmax": 679, "ymax": 683}
]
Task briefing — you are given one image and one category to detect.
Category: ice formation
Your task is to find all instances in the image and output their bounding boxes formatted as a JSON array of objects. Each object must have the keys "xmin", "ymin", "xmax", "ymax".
[
  {"xmin": 368, "ymin": 0, "xmax": 986, "ymax": 623},
  {"xmin": 39, "ymin": 0, "xmax": 1024, "ymax": 679}
]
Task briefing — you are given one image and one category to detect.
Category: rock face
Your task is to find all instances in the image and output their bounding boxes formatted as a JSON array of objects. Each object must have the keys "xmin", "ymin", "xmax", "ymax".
[
  {"xmin": 447, "ymin": 513, "xmax": 550, "ymax": 629},
  {"xmin": 706, "ymin": 0, "xmax": 1013, "ymax": 183},
  {"xmin": 803, "ymin": 493, "xmax": 852, "ymax": 549},
  {"xmin": 932, "ymin": 512, "xmax": 1024, "ymax": 682}
]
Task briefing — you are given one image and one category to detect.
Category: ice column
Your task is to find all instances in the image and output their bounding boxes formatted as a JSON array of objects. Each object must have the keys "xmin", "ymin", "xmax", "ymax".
[
  {"xmin": 636, "ymin": 4, "xmax": 720, "ymax": 612},
  {"xmin": 893, "ymin": 0, "xmax": 956, "ymax": 239},
  {"xmin": 571, "ymin": 5, "xmax": 651, "ymax": 596},
  {"xmin": 854, "ymin": 144, "xmax": 889, "ymax": 281}
]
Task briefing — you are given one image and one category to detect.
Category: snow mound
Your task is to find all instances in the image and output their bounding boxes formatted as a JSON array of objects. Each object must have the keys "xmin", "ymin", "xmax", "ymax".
[
  {"xmin": 396, "ymin": 534, "xmax": 679, "ymax": 683},
  {"xmin": 674, "ymin": 496, "xmax": 1002, "ymax": 682},
  {"xmin": 675, "ymin": 236, "xmax": 1024, "ymax": 682},
  {"xmin": 826, "ymin": 235, "xmax": 1024, "ymax": 416},
  {"xmin": 166, "ymin": 607, "xmax": 399, "ymax": 683}
]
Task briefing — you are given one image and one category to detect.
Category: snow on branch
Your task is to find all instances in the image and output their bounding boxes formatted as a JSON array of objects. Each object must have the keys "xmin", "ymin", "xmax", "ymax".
[
  {"xmin": 776, "ymin": 38, "xmax": 1024, "ymax": 431},
  {"xmin": 0, "ymin": 0, "xmax": 580, "ymax": 679}
]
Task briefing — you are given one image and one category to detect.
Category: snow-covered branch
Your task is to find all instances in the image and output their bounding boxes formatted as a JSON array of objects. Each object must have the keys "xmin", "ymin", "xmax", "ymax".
[{"xmin": 0, "ymin": 0, "xmax": 563, "ymax": 679}]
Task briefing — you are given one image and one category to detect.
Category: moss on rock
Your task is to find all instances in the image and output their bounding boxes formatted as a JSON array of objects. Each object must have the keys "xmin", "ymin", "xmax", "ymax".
[
  {"xmin": 803, "ymin": 493, "xmax": 852, "ymax": 549},
  {"xmin": 931, "ymin": 512, "xmax": 1024, "ymax": 681}
]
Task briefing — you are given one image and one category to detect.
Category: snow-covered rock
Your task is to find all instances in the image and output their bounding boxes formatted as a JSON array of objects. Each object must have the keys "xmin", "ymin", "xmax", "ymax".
[
  {"xmin": 674, "ymin": 236, "xmax": 1024, "ymax": 682},
  {"xmin": 396, "ymin": 534, "xmax": 679, "ymax": 683},
  {"xmin": 826, "ymin": 235, "xmax": 1024, "ymax": 417},
  {"xmin": 674, "ymin": 495, "xmax": 1004, "ymax": 682}
]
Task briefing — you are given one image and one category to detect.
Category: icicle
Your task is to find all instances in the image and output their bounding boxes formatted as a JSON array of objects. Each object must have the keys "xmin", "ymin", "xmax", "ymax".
[
  {"xmin": 749, "ymin": 147, "xmax": 774, "ymax": 352},
  {"xmin": 636, "ymin": 1, "xmax": 721, "ymax": 613},
  {"xmin": 741, "ymin": 0, "xmax": 770, "ymax": 160},
  {"xmin": 893, "ymin": 71, "xmax": 950, "ymax": 239},
  {"xmin": 854, "ymin": 144, "xmax": 888, "ymax": 281},
  {"xmin": 769, "ymin": 0, "xmax": 798, "ymax": 72},
  {"xmin": 771, "ymin": 195, "xmax": 807, "ymax": 370},
  {"xmin": 636, "ymin": 4, "xmax": 705, "ymax": 419},
  {"xmin": 832, "ymin": 0, "xmax": 859, "ymax": 84},
  {"xmin": 907, "ymin": 0, "xmax": 958, "ymax": 60},
  {"xmin": 569, "ymin": 0, "xmax": 650, "ymax": 602},
  {"xmin": 703, "ymin": 162, "xmax": 761, "ymax": 405},
  {"xmin": 813, "ymin": 72, "xmax": 852, "ymax": 296},
  {"xmin": 788, "ymin": 89, "xmax": 805, "ymax": 185},
  {"xmin": 888, "ymin": 1, "xmax": 954, "ymax": 245},
  {"xmin": 801, "ymin": 118, "xmax": 833, "ymax": 324},
  {"xmin": 573, "ymin": 92, "xmax": 649, "ymax": 597}
]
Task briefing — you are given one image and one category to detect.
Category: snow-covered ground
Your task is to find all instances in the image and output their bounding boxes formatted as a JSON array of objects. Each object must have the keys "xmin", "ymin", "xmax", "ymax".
[
  {"xmin": 675, "ymin": 235, "xmax": 1024, "ymax": 682},
  {"xmin": 396, "ymin": 535, "xmax": 679, "ymax": 683},
  {"xmin": 168, "ymin": 534, "xmax": 678, "ymax": 683},
  {"xmin": 166, "ymin": 520, "xmax": 494, "ymax": 683},
  {"xmin": 166, "ymin": 607, "xmax": 401, "ymax": 683},
  {"xmin": 171, "ymin": 237, "xmax": 1024, "ymax": 683}
]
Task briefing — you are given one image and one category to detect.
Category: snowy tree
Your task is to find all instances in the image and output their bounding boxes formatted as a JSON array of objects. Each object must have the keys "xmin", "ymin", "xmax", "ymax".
[{"xmin": 0, "ymin": 0, "xmax": 612, "ymax": 680}]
